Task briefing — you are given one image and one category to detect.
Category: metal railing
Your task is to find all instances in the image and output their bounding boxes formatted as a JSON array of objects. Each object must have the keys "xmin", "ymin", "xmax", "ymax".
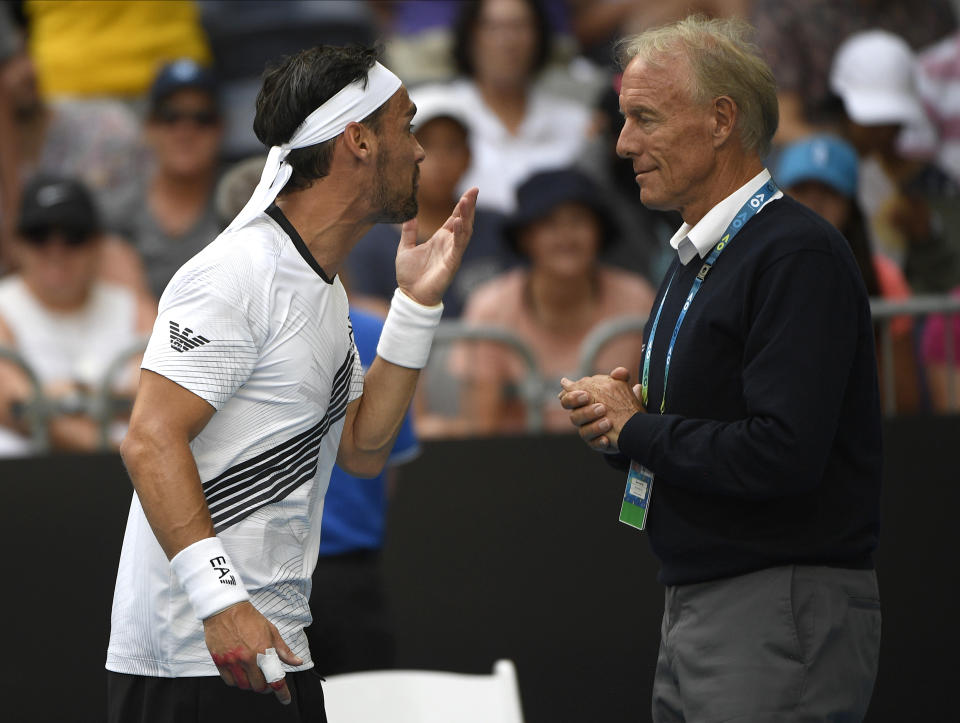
[
  {"xmin": 871, "ymin": 295, "xmax": 960, "ymax": 415},
  {"xmin": 576, "ymin": 314, "xmax": 648, "ymax": 379},
  {"xmin": 432, "ymin": 321, "xmax": 547, "ymax": 432},
  {"xmin": 0, "ymin": 345, "xmax": 50, "ymax": 452},
  {"xmin": 1, "ymin": 295, "xmax": 957, "ymax": 453},
  {"xmin": 93, "ymin": 336, "xmax": 150, "ymax": 448},
  {"xmin": 0, "ymin": 336, "xmax": 148, "ymax": 453}
]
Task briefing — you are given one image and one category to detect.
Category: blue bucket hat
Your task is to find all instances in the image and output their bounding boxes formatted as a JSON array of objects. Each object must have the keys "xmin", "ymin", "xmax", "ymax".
[
  {"xmin": 775, "ymin": 134, "xmax": 860, "ymax": 198},
  {"xmin": 504, "ymin": 168, "xmax": 618, "ymax": 255}
]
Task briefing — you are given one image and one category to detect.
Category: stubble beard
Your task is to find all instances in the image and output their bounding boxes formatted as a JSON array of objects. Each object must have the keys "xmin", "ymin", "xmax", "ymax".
[{"xmin": 371, "ymin": 155, "xmax": 419, "ymax": 224}]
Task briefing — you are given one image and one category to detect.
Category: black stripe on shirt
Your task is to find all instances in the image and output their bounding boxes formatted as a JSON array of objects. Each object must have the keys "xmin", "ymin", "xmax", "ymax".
[{"xmin": 203, "ymin": 351, "xmax": 355, "ymax": 532}]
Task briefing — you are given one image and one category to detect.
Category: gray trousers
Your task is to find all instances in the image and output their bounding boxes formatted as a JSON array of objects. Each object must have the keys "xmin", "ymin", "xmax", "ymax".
[{"xmin": 652, "ymin": 565, "xmax": 881, "ymax": 723}]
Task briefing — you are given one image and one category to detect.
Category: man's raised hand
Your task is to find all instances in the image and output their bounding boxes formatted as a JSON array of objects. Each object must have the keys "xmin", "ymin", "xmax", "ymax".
[{"xmin": 395, "ymin": 187, "xmax": 479, "ymax": 307}]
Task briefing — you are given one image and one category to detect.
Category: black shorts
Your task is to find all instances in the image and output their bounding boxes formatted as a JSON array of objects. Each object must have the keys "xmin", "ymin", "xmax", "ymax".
[{"xmin": 107, "ymin": 669, "xmax": 327, "ymax": 723}]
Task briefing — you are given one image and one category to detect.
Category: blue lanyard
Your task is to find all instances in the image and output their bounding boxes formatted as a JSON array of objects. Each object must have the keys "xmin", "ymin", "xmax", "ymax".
[{"xmin": 641, "ymin": 180, "xmax": 779, "ymax": 414}]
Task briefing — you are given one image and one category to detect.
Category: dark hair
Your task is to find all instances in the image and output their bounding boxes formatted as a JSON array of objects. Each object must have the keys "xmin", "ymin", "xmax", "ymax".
[
  {"xmin": 452, "ymin": 0, "xmax": 552, "ymax": 79},
  {"xmin": 841, "ymin": 202, "xmax": 880, "ymax": 297},
  {"xmin": 253, "ymin": 45, "xmax": 389, "ymax": 194}
]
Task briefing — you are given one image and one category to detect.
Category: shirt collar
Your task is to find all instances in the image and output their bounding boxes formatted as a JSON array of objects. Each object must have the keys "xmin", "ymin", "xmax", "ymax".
[{"xmin": 668, "ymin": 169, "xmax": 782, "ymax": 265}]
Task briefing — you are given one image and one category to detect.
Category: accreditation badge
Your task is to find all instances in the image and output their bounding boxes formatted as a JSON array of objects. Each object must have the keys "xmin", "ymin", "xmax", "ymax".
[{"xmin": 620, "ymin": 460, "xmax": 654, "ymax": 530}]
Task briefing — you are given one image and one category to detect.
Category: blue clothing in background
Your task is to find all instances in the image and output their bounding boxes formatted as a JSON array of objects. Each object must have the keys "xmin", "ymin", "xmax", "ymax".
[{"xmin": 318, "ymin": 308, "xmax": 419, "ymax": 556}]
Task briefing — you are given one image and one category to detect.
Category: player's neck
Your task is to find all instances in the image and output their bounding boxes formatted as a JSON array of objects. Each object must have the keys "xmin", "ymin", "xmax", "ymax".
[{"xmin": 274, "ymin": 181, "xmax": 375, "ymax": 278}]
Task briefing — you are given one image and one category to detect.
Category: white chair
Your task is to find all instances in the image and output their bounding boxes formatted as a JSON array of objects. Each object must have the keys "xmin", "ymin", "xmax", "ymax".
[{"xmin": 322, "ymin": 659, "xmax": 525, "ymax": 723}]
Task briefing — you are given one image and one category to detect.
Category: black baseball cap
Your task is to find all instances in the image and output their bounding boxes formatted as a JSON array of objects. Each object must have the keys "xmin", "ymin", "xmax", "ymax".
[
  {"xmin": 149, "ymin": 58, "xmax": 218, "ymax": 110},
  {"xmin": 17, "ymin": 175, "xmax": 100, "ymax": 237},
  {"xmin": 504, "ymin": 168, "xmax": 618, "ymax": 255}
]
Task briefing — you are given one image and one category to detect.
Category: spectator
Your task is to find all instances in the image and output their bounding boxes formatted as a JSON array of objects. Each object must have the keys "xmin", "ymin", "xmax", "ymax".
[
  {"xmin": 921, "ymin": 287, "xmax": 960, "ymax": 412},
  {"xmin": 24, "ymin": 0, "xmax": 210, "ymax": 99},
  {"xmin": 213, "ymin": 154, "xmax": 266, "ymax": 228},
  {"xmin": 0, "ymin": 27, "xmax": 150, "ymax": 285},
  {"xmin": 347, "ymin": 88, "xmax": 518, "ymax": 319},
  {"xmin": 125, "ymin": 59, "xmax": 224, "ymax": 300},
  {"xmin": 830, "ymin": 29, "xmax": 960, "ymax": 294},
  {"xmin": 902, "ymin": 31, "xmax": 960, "ymax": 185},
  {"xmin": 455, "ymin": 167, "xmax": 655, "ymax": 434},
  {"xmin": 378, "ymin": 0, "xmax": 583, "ymax": 88},
  {"xmin": 0, "ymin": 176, "xmax": 155, "ymax": 455},
  {"xmin": 751, "ymin": 0, "xmax": 956, "ymax": 144},
  {"xmin": 0, "ymin": 3, "xmax": 23, "ymax": 268},
  {"xmin": 776, "ymin": 134, "xmax": 920, "ymax": 412},
  {"xmin": 424, "ymin": 0, "xmax": 591, "ymax": 213},
  {"xmin": 777, "ymin": 135, "xmax": 898, "ymax": 299},
  {"xmin": 568, "ymin": 0, "xmax": 749, "ymax": 68},
  {"xmin": 371, "ymin": 0, "xmax": 463, "ymax": 86},
  {"xmin": 898, "ymin": 31, "xmax": 960, "ymax": 260}
]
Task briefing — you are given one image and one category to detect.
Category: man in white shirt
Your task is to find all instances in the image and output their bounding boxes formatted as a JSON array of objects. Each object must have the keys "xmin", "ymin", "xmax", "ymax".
[{"xmin": 106, "ymin": 45, "xmax": 477, "ymax": 723}]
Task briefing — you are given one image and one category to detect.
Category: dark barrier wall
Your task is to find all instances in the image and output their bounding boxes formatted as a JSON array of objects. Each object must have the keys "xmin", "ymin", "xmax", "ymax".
[{"xmin": 2, "ymin": 416, "xmax": 958, "ymax": 722}]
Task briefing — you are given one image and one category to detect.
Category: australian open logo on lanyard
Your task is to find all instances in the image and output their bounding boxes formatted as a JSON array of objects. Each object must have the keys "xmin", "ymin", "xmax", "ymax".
[{"xmin": 621, "ymin": 179, "xmax": 779, "ymax": 531}]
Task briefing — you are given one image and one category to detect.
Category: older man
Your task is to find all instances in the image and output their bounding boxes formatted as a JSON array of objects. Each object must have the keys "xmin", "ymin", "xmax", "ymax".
[
  {"xmin": 559, "ymin": 17, "xmax": 882, "ymax": 722},
  {"xmin": 106, "ymin": 45, "xmax": 476, "ymax": 722}
]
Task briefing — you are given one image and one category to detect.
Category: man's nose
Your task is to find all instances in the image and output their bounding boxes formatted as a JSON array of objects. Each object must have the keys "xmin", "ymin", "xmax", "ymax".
[{"xmin": 615, "ymin": 125, "xmax": 634, "ymax": 159}]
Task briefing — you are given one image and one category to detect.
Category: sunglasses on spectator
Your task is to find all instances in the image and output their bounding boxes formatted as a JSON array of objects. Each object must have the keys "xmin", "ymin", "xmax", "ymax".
[
  {"xmin": 153, "ymin": 107, "xmax": 220, "ymax": 127},
  {"xmin": 21, "ymin": 228, "xmax": 94, "ymax": 247}
]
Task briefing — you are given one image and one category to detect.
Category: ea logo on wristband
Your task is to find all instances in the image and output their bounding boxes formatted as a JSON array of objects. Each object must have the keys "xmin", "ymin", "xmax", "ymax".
[{"xmin": 210, "ymin": 555, "xmax": 238, "ymax": 586}]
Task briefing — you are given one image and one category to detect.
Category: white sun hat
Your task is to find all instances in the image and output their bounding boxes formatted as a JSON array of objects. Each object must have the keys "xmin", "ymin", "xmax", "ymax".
[{"xmin": 829, "ymin": 29, "xmax": 927, "ymax": 127}]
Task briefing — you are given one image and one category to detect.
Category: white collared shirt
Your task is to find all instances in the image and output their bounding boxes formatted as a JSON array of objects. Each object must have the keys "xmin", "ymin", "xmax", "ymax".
[{"xmin": 668, "ymin": 169, "xmax": 783, "ymax": 265}]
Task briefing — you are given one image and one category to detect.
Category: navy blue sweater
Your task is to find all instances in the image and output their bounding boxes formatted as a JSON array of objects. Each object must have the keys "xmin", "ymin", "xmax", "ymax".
[{"xmin": 615, "ymin": 196, "xmax": 882, "ymax": 586}]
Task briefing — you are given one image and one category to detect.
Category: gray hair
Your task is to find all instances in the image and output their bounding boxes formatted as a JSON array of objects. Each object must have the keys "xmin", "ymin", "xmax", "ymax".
[{"xmin": 616, "ymin": 16, "xmax": 779, "ymax": 157}]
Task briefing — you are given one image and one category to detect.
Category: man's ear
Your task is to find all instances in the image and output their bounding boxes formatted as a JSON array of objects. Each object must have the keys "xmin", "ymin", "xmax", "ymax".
[
  {"xmin": 712, "ymin": 95, "xmax": 738, "ymax": 148},
  {"xmin": 341, "ymin": 120, "xmax": 375, "ymax": 161}
]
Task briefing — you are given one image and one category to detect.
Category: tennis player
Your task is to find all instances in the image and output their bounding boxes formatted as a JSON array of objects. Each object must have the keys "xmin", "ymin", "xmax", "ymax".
[{"xmin": 105, "ymin": 45, "xmax": 477, "ymax": 723}]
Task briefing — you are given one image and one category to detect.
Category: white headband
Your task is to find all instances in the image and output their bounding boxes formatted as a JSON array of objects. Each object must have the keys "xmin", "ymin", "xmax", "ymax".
[{"xmin": 226, "ymin": 62, "xmax": 402, "ymax": 232}]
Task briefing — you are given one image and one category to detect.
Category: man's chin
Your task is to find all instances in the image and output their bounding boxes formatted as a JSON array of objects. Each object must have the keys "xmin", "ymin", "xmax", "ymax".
[
  {"xmin": 377, "ymin": 199, "xmax": 419, "ymax": 225},
  {"xmin": 638, "ymin": 188, "xmax": 669, "ymax": 212}
]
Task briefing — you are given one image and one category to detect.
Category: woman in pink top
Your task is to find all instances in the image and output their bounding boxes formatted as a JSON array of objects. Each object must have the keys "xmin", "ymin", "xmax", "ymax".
[
  {"xmin": 455, "ymin": 167, "xmax": 655, "ymax": 434},
  {"xmin": 922, "ymin": 286, "xmax": 960, "ymax": 412}
]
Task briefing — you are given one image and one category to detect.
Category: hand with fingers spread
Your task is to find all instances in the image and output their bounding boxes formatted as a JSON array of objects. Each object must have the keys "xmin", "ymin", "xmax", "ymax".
[
  {"xmin": 204, "ymin": 601, "xmax": 303, "ymax": 705},
  {"xmin": 558, "ymin": 366, "xmax": 644, "ymax": 452},
  {"xmin": 395, "ymin": 187, "xmax": 479, "ymax": 306}
]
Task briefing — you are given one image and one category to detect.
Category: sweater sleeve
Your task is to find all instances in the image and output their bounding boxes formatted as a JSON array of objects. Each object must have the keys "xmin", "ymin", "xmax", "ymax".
[{"xmin": 616, "ymin": 247, "xmax": 861, "ymax": 500}]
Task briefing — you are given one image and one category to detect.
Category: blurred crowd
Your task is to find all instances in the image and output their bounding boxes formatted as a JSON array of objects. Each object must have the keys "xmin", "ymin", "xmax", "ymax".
[{"xmin": 1, "ymin": 0, "xmax": 960, "ymax": 458}]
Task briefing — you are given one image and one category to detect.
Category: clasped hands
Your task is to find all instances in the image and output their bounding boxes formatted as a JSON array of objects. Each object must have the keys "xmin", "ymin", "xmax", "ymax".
[{"xmin": 558, "ymin": 367, "xmax": 645, "ymax": 452}]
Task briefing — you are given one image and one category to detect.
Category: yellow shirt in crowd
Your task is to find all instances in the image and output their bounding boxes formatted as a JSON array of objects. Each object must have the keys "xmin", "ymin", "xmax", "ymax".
[{"xmin": 26, "ymin": 0, "xmax": 210, "ymax": 98}]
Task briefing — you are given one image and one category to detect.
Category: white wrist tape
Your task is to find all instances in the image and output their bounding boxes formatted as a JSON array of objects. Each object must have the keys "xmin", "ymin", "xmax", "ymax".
[
  {"xmin": 257, "ymin": 648, "xmax": 285, "ymax": 683},
  {"xmin": 170, "ymin": 537, "xmax": 250, "ymax": 621},
  {"xmin": 376, "ymin": 288, "xmax": 443, "ymax": 369}
]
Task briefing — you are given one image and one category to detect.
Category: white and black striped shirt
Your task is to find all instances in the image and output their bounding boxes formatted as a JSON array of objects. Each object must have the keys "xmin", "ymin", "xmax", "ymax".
[{"xmin": 107, "ymin": 205, "xmax": 364, "ymax": 678}]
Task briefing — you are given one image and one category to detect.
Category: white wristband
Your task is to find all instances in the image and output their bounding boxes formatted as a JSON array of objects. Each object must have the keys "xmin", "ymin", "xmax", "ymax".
[
  {"xmin": 170, "ymin": 537, "xmax": 250, "ymax": 621},
  {"xmin": 376, "ymin": 288, "xmax": 443, "ymax": 369}
]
